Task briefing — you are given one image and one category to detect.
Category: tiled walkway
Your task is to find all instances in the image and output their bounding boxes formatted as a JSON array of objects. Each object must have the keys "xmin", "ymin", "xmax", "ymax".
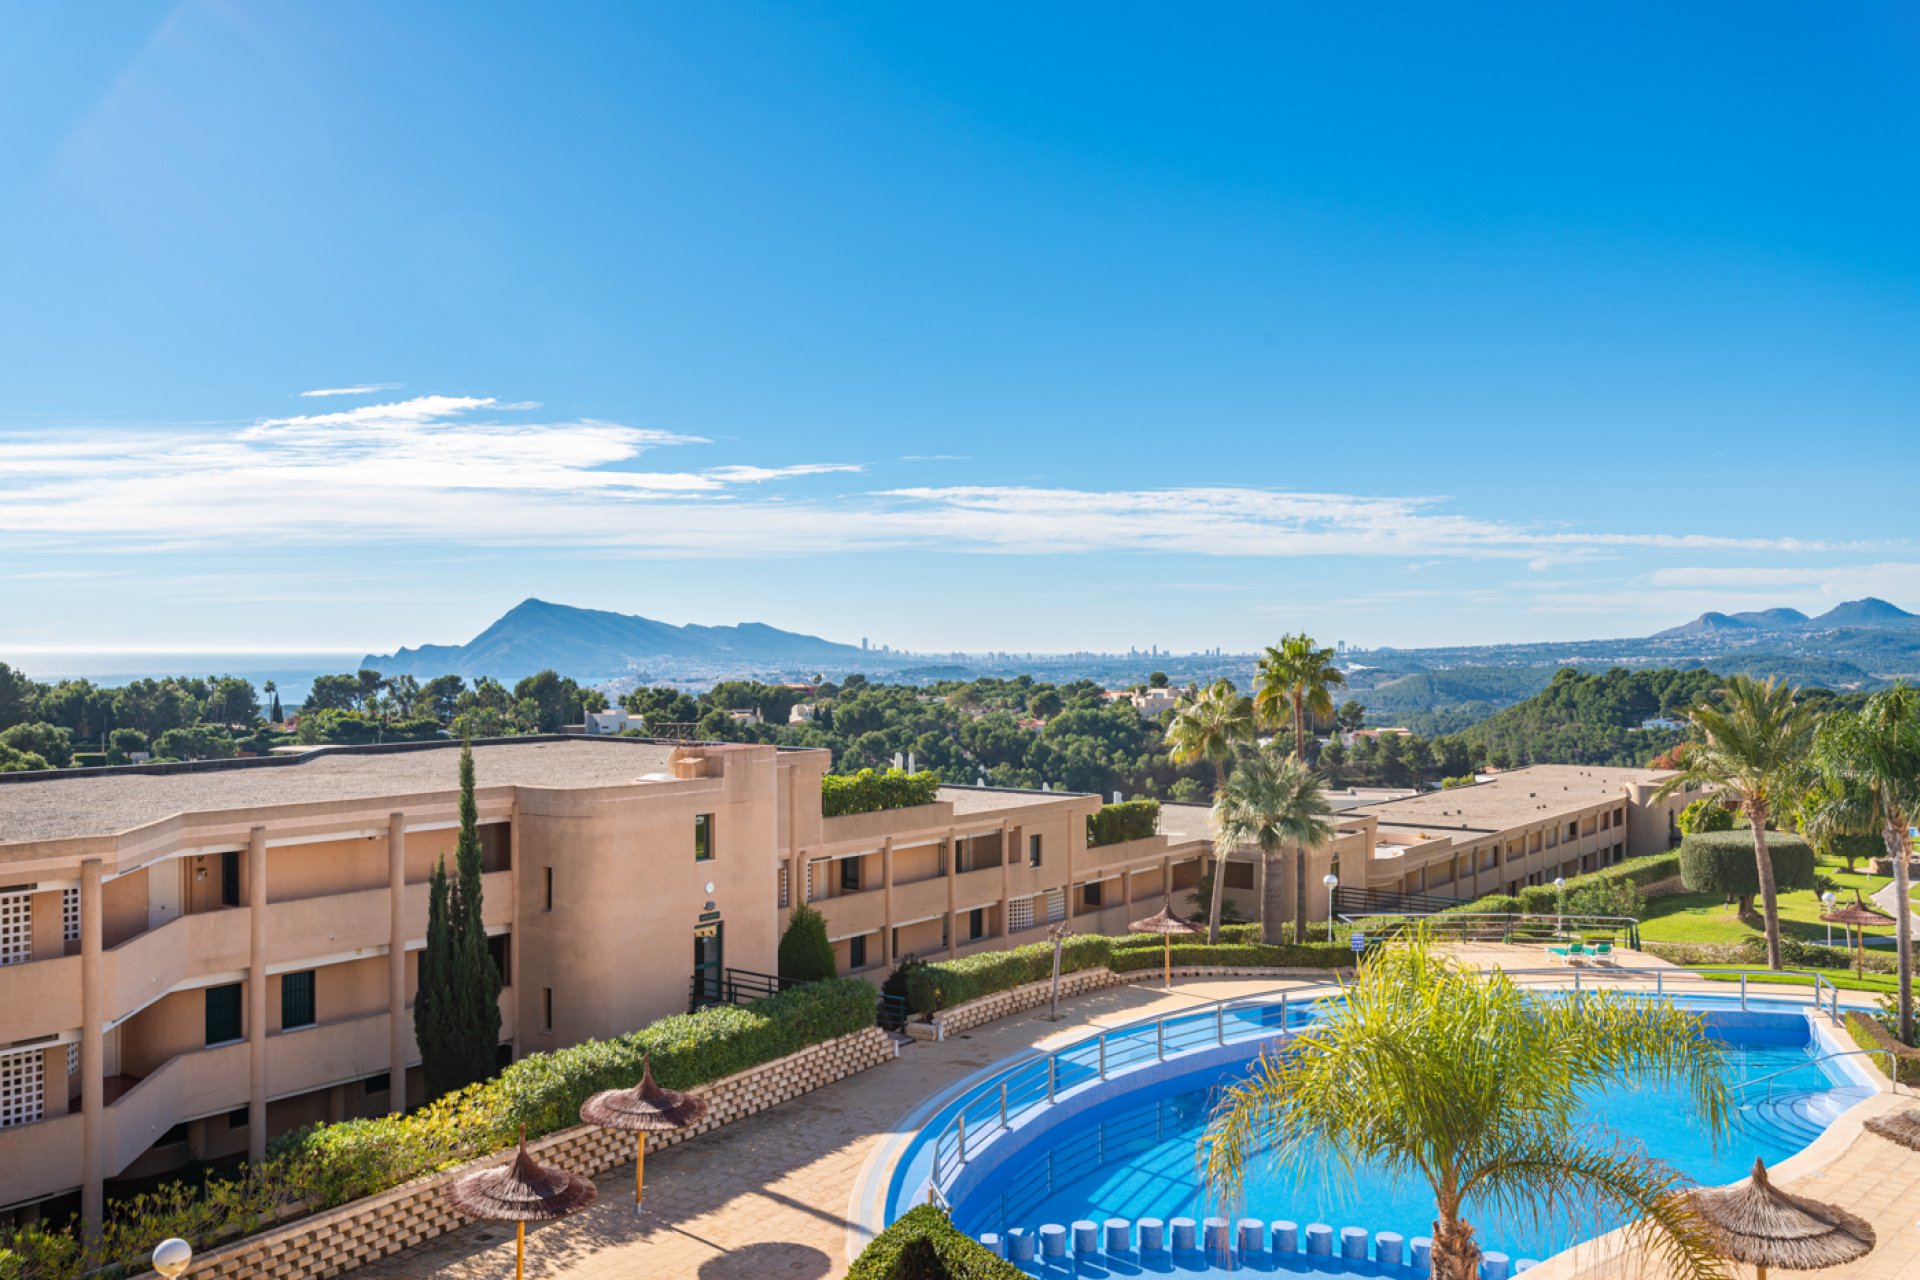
[{"xmin": 357, "ymin": 976, "xmax": 1301, "ymax": 1280}]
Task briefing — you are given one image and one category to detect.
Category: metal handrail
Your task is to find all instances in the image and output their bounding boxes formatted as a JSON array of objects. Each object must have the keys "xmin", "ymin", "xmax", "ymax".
[
  {"xmin": 1733, "ymin": 1048, "xmax": 1901, "ymax": 1103},
  {"xmin": 1338, "ymin": 910, "xmax": 1646, "ymax": 949},
  {"xmin": 921, "ymin": 964, "xmax": 1867, "ymax": 1198}
]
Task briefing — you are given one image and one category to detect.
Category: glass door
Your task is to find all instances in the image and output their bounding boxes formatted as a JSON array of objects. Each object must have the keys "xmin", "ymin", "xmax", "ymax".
[{"xmin": 692, "ymin": 922, "xmax": 723, "ymax": 1005}]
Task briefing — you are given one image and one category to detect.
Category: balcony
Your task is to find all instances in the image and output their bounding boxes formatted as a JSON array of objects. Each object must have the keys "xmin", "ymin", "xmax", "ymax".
[
  {"xmin": 0, "ymin": 951, "xmax": 83, "ymax": 1044},
  {"xmin": 0, "ymin": 1111, "xmax": 84, "ymax": 1209},
  {"xmin": 105, "ymin": 1040, "xmax": 249, "ymax": 1176},
  {"xmin": 888, "ymin": 875, "xmax": 950, "ymax": 924},
  {"xmin": 810, "ymin": 887, "xmax": 890, "ymax": 938},
  {"xmin": 1077, "ymin": 834, "xmax": 1170, "ymax": 873}
]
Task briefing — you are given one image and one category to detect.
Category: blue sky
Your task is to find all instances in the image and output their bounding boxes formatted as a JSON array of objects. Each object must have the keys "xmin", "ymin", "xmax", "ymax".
[{"xmin": 3, "ymin": 2, "xmax": 1917, "ymax": 655}]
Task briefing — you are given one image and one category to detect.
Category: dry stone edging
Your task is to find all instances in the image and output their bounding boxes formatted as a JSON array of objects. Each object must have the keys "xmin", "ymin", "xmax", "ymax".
[{"xmin": 139, "ymin": 1026, "xmax": 897, "ymax": 1280}]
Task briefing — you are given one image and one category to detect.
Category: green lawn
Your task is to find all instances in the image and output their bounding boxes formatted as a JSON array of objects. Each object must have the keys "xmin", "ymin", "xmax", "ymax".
[
  {"xmin": 1694, "ymin": 967, "xmax": 1898, "ymax": 995},
  {"xmin": 1636, "ymin": 860, "xmax": 1893, "ymax": 948}
]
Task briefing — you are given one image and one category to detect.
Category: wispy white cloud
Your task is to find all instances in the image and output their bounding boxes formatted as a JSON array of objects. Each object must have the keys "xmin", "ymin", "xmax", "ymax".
[
  {"xmin": 299, "ymin": 383, "xmax": 401, "ymax": 398},
  {"xmin": 0, "ymin": 394, "xmax": 1893, "ymax": 577}
]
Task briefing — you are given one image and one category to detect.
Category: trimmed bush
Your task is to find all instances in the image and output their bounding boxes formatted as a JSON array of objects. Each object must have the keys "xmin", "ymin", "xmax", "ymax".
[
  {"xmin": 903, "ymin": 939, "xmax": 1114, "ymax": 1014},
  {"xmin": 848, "ymin": 1204, "xmax": 1025, "ymax": 1280},
  {"xmin": 821, "ymin": 768, "xmax": 941, "ymax": 817},
  {"xmin": 779, "ymin": 903, "xmax": 838, "ymax": 983},
  {"xmin": 1847, "ymin": 1012, "xmax": 1920, "ymax": 1084},
  {"xmin": 1087, "ymin": 799, "xmax": 1160, "ymax": 847},
  {"xmin": 1679, "ymin": 830, "xmax": 1816, "ymax": 912},
  {"xmin": 1516, "ymin": 884, "xmax": 1558, "ymax": 915},
  {"xmin": 1439, "ymin": 853, "xmax": 1683, "ymax": 919},
  {"xmin": 1107, "ymin": 941, "xmax": 1350, "ymax": 973},
  {"xmin": 1677, "ymin": 797, "xmax": 1735, "ymax": 836},
  {"xmin": 1438, "ymin": 893, "xmax": 1522, "ymax": 916},
  {"xmin": 1565, "ymin": 877, "xmax": 1644, "ymax": 920},
  {"xmin": 1824, "ymin": 833, "xmax": 1883, "ymax": 872}
]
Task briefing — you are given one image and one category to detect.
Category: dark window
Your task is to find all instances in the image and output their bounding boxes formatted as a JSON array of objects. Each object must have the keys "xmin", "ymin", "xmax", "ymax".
[
  {"xmin": 1566, "ymin": 822, "xmax": 1578, "ymax": 841},
  {"xmin": 226, "ymin": 1107, "xmax": 249, "ymax": 1130},
  {"xmin": 363, "ymin": 1072, "xmax": 391, "ymax": 1096},
  {"xmin": 156, "ymin": 1122, "xmax": 189, "ymax": 1146},
  {"xmin": 1082, "ymin": 881, "xmax": 1103, "ymax": 908},
  {"xmin": 542, "ymin": 987, "xmax": 554, "ymax": 1033},
  {"xmin": 1224, "ymin": 862, "xmax": 1255, "ymax": 890},
  {"xmin": 220, "ymin": 850, "xmax": 240, "ymax": 907},
  {"xmin": 968, "ymin": 907, "xmax": 985, "ymax": 941},
  {"xmin": 694, "ymin": 813, "xmax": 714, "ymax": 862},
  {"xmin": 280, "ymin": 970, "xmax": 315, "ymax": 1030},
  {"xmin": 1029, "ymin": 835, "xmax": 1043, "ymax": 867},
  {"xmin": 848, "ymin": 935, "xmax": 867, "ymax": 969},
  {"xmin": 543, "ymin": 866, "xmax": 553, "ymax": 912},
  {"xmin": 840, "ymin": 858, "xmax": 861, "ymax": 892},
  {"xmin": 204, "ymin": 983, "xmax": 243, "ymax": 1045},
  {"xmin": 489, "ymin": 933, "xmax": 511, "ymax": 987}
]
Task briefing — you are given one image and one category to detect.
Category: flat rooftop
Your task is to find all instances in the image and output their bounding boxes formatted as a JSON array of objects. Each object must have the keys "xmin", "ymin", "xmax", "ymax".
[
  {"xmin": 0, "ymin": 738, "xmax": 680, "ymax": 845},
  {"xmin": 1349, "ymin": 764, "xmax": 1676, "ymax": 837},
  {"xmin": 937, "ymin": 785, "xmax": 1086, "ymax": 815}
]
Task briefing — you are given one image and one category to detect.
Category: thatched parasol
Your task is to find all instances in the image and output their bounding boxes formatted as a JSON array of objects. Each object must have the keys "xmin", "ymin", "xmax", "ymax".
[
  {"xmin": 443, "ymin": 1129, "xmax": 597, "ymax": 1280},
  {"xmin": 1864, "ymin": 1107, "xmax": 1920, "ymax": 1151},
  {"xmin": 1820, "ymin": 892, "xmax": 1894, "ymax": 978},
  {"xmin": 580, "ymin": 1054, "xmax": 709, "ymax": 1214},
  {"xmin": 1131, "ymin": 898, "xmax": 1205, "ymax": 988},
  {"xmin": 1687, "ymin": 1157, "xmax": 1875, "ymax": 1280}
]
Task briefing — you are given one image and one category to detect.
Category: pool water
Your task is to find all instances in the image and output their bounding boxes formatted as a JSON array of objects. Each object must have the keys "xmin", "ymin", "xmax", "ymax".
[{"xmin": 953, "ymin": 1019, "xmax": 1868, "ymax": 1262}]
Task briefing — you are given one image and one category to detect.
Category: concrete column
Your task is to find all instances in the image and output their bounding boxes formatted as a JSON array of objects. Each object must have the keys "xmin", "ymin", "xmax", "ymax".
[
  {"xmin": 944, "ymin": 831, "xmax": 957, "ymax": 959},
  {"xmin": 79, "ymin": 857, "xmax": 104, "ymax": 1240},
  {"xmin": 881, "ymin": 838, "xmax": 895, "ymax": 965},
  {"xmin": 387, "ymin": 813, "xmax": 408, "ymax": 1114},
  {"xmin": 246, "ymin": 825, "xmax": 267, "ymax": 1162},
  {"xmin": 998, "ymin": 823, "xmax": 1012, "ymax": 939}
]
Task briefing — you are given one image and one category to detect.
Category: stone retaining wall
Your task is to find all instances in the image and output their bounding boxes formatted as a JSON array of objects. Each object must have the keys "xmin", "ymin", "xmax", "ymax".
[{"xmin": 163, "ymin": 1026, "xmax": 897, "ymax": 1280}]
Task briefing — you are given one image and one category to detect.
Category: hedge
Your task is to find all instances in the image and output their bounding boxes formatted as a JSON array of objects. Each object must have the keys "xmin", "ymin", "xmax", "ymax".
[
  {"xmin": 822, "ymin": 768, "xmax": 942, "ymax": 817},
  {"xmin": 848, "ymin": 1204, "xmax": 1025, "ymax": 1280},
  {"xmin": 1087, "ymin": 799, "xmax": 1160, "ymax": 847},
  {"xmin": 1106, "ymin": 941, "xmax": 1350, "ymax": 973},
  {"xmin": 0, "ymin": 979, "xmax": 878, "ymax": 1279},
  {"xmin": 1439, "ymin": 853, "xmax": 1682, "ymax": 917},
  {"xmin": 1846, "ymin": 1011, "xmax": 1920, "ymax": 1085},
  {"xmin": 1679, "ymin": 831, "xmax": 1816, "ymax": 909},
  {"xmin": 901, "ymin": 933, "xmax": 1354, "ymax": 1012}
]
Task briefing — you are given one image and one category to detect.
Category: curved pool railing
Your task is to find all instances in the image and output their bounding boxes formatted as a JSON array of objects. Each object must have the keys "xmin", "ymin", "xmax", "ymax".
[{"xmin": 922, "ymin": 966, "xmax": 1851, "ymax": 1203}]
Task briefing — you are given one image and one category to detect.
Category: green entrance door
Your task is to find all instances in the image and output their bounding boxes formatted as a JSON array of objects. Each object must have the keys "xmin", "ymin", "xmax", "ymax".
[{"xmin": 693, "ymin": 921, "xmax": 723, "ymax": 1005}]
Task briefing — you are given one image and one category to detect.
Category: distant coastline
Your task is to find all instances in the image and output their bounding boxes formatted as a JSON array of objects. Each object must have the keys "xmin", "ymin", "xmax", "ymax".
[{"xmin": 4, "ymin": 652, "xmax": 362, "ymax": 706}]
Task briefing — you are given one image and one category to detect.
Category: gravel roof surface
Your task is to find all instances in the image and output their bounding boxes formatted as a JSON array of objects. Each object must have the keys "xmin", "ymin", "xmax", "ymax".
[{"xmin": 0, "ymin": 739, "xmax": 679, "ymax": 845}]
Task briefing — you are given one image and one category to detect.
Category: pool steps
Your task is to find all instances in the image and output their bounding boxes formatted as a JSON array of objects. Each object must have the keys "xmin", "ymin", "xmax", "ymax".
[{"xmin": 979, "ymin": 1216, "xmax": 1542, "ymax": 1278}]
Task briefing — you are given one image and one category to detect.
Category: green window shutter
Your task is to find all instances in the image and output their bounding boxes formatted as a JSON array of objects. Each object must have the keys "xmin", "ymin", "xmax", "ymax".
[
  {"xmin": 281, "ymin": 970, "xmax": 315, "ymax": 1029},
  {"xmin": 205, "ymin": 983, "xmax": 243, "ymax": 1045}
]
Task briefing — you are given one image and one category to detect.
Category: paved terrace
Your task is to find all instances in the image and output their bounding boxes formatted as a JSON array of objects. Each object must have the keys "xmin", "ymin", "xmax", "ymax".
[
  {"xmin": 0, "ymin": 738, "xmax": 683, "ymax": 845},
  {"xmin": 357, "ymin": 951, "xmax": 1912, "ymax": 1280}
]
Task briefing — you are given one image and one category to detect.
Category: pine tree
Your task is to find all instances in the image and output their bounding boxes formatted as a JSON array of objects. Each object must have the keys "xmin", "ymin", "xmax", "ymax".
[{"xmin": 415, "ymin": 738, "xmax": 502, "ymax": 1098}]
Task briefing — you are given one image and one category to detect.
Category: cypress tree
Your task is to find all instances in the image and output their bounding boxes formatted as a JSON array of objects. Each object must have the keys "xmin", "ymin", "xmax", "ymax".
[{"xmin": 415, "ymin": 738, "xmax": 502, "ymax": 1098}]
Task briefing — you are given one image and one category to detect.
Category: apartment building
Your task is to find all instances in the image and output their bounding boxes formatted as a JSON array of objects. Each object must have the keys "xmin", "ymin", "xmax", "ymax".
[
  {"xmin": 1342, "ymin": 765, "xmax": 1699, "ymax": 904},
  {"xmin": 0, "ymin": 736, "xmax": 1215, "ymax": 1226}
]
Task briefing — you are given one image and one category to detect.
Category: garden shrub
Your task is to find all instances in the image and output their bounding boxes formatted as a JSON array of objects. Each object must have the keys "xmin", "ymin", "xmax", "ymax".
[
  {"xmin": 778, "ymin": 903, "xmax": 838, "ymax": 983},
  {"xmin": 1565, "ymin": 877, "xmax": 1644, "ymax": 920},
  {"xmin": 1677, "ymin": 797, "xmax": 1735, "ymax": 836},
  {"xmin": 1679, "ymin": 831, "xmax": 1816, "ymax": 912},
  {"xmin": 1823, "ymin": 833, "xmax": 1883, "ymax": 872},
  {"xmin": 1086, "ymin": 799, "xmax": 1160, "ymax": 847},
  {"xmin": 821, "ymin": 768, "xmax": 941, "ymax": 817},
  {"xmin": 902, "ymin": 940, "xmax": 1113, "ymax": 1014},
  {"xmin": 847, "ymin": 1204, "xmax": 1025, "ymax": 1280},
  {"xmin": 1847, "ymin": 1011, "xmax": 1920, "ymax": 1082},
  {"xmin": 1516, "ymin": 884, "xmax": 1559, "ymax": 915},
  {"xmin": 1437, "ymin": 893, "xmax": 1522, "ymax": 916},
  {"xmin": 1106, "ymin": 941, "xmax": 1351, "ymax": 973}
]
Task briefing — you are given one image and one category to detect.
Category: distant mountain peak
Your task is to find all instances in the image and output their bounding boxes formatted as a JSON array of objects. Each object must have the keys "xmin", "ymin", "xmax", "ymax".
[
  {"xmin": 361, "ymin": 600, "xmax": 889, "ymax": 682},
  {"xmin": 1810, "ymin": 597, "xmax": 1919, "ymax": 628}
]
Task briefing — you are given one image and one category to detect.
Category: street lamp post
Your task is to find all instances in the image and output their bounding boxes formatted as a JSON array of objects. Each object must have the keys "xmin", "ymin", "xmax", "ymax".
[
  {"xmin": 152, "ymin": 1239, "xmax": 193, "ymax": 1279},
  {"xmin": 1322, "ymin": 872, "xmax": 1339, "ymax": 942},
  {"xmin": 1554, "ymin": 877, "xmax": 1567, "ymax": 938},
  {"xmin": 1822, "ymin": 891, "xmax": 1837, "ymax": 948}
]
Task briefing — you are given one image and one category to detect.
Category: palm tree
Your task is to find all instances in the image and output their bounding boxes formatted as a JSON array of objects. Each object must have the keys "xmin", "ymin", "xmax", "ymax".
[
  {"xmin": 1214, "ymin": 750, "xmax": 1336, "ymax": 944},
  {"xmin": 1255, "ymin": 633, "xmax": 1345, "ymax": 762},
  {"xmin": 1201, "ymin": 935, "xmax": 1732, "ymax": 1280},
  {"xmin": 1653, "ymin": 676, "xmax": 1817, "ymax": 970},
  {"xmin": 1165, "ymin": 679, "xmax": 1255, "ymax": 942},
  {"xmin": 1814, "ymin": 683, "xmax": 1920, "ymax": 1043}
]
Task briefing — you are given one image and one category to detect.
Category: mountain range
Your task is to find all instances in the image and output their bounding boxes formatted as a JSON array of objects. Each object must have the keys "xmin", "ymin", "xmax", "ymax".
[
  {"xmin": 362, "ymin": 598, "xmax": 893, "ymax": 682},
  {"xmin": 1653, "ymin": 598, "xmax": 1919, "ymax": 637}
]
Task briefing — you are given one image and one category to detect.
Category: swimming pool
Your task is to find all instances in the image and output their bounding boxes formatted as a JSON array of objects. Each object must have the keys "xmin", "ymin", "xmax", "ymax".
[
  {"xmin": 885, "ymin": 995, "xmax": 1875, "ymax": 1270},
  {"xmin": 952, "ymin": 1014, "xmax": 1867, "ymax": 1261}
]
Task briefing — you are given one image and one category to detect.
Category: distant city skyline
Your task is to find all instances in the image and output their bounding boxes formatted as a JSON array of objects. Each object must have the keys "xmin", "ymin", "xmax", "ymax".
[{"xmin": 3, "ymin": 4, "xmax": 1916, "ymax": 652}]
